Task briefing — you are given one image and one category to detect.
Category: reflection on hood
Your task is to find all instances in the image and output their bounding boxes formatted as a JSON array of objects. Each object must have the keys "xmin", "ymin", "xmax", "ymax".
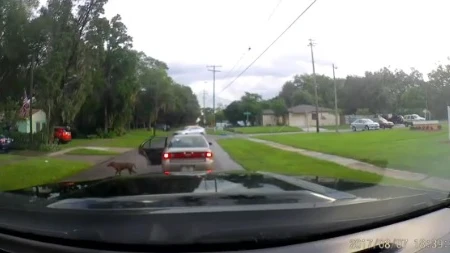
[{"xmin": 1, "ymin": 172, "xmax": 446, "ymax": 210}]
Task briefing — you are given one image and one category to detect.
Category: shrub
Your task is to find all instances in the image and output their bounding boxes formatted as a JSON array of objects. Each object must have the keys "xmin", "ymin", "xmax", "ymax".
[
  {"xmin": 38, "ymin": 143, "xmax": 61, "ymax": 152},
  {"xmin": 7, "ymin": 131, "xmax": 49, "ymax": 150},
  {"xmin": 114, "ymin": 127, "xmax": 126, "ymax": 137}
]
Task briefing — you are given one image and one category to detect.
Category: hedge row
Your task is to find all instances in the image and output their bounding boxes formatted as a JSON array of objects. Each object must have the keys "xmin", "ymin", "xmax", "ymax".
[{"xmin": 0, "ymin": 130, "xmax": 60, "ymax": 152}]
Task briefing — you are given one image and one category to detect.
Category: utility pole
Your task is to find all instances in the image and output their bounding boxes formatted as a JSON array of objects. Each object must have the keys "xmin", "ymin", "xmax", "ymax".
[
  {"xmin": 29, "ymin": 55, "xmax": 35, "ymax": 146},
  {"xmin": 332, "ymin": 64, "xmax": 339, "ymax": 133},
  {"xmin": 425, "ymin": 84, "xmax": 429, "ymax": 120},
  {"xmin": 202, "ymin": 89, "xmax": 207, "ymax": 126},
  {"xmin": 308, "ymin": 39, "xmax": 319, "ymax": 133},
  {"xmin": 207, "ymin": 65, "xmax": 221, "ymax": 131},
  {"xmin": 202, "ymin": 89, "xmax": 207, "ymax": 110}
]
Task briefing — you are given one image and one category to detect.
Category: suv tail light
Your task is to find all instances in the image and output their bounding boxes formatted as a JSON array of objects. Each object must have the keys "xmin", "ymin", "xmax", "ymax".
[
  {"xmin": 205, "ymin": 152, "xmax": 213, "ymax": 158},
  {"xmin": 162, "ymin": 153, "xmax": 170, "ymax": 160}
]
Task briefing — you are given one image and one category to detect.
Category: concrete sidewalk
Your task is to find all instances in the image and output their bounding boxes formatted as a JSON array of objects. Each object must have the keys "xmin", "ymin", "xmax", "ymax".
[
  {"xmin": 248, "ymin": 138, "xmax": 450, "ymax": 191},
  {"xmin": 47, "ymin": 146, "xmax": 133, "ymax": 157}
]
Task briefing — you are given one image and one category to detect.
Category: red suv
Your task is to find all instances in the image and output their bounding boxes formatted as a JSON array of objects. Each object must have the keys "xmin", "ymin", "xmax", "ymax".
[{"xmin": 54, "ymin": 127, "xmax": 72, "ymax": 144}]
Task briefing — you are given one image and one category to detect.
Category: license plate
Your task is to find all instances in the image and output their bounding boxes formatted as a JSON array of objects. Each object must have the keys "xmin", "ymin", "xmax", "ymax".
[{"xmin": 181, "ymin": 166, "xmax": 194, "ymax": 172}]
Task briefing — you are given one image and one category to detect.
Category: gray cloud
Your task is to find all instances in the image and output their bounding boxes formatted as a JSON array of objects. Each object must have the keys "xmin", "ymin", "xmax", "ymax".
[
  {"xmin": 169, "ymin": 52, "xmax": 331, "ymax": 105},
  {"xmin": 167, "ymin": 52, "xmax": 316, "ymax": 85}
]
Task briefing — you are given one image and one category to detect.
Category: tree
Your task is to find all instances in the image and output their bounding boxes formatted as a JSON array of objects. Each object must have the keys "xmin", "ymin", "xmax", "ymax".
[
  {"xmin": 270, "ymin": 98, "xmax": 287, "ymax": 125},
  {"xmin": 0, "ymin": 0, "xmax": 201, "ymax": 145}
]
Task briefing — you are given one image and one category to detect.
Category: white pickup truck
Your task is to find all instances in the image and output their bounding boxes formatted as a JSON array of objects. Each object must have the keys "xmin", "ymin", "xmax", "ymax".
[{"xmin": 403, "ymin": 114, "xmax": 426, "ymax": 127}]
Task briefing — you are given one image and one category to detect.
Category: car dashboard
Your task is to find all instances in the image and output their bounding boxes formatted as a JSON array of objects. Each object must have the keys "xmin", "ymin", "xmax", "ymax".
[{"xmin": 0, "ymin": 207, "xmax": 449, "ymax": 253}]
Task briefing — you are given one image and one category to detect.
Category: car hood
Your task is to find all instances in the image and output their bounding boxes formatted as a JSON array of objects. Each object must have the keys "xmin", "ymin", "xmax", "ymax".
[{"xmin": 1, "ymin": 171, "xmax": 446, "ymax": 210}]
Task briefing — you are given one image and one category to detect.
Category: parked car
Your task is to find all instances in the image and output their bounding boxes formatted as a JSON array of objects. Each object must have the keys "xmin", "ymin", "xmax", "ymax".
[
  {"xmin": 53, "ymin": 126, "xmax": 72, "ymax": 144},
  {"xmin": 138, "ymin": 134, "xmax": 214, "ymax": 174},
  {"xmin": 403, "ymin": 114, "xmax": 426, "ymax": 127},
  {"xmin": 350, "ymin": 118, "xmax": 380, "ymax": 131},
  {"xmin": 387, "ymin": 114, "xmax": 405, "ymax": 125},
  {"xmin": 154, "ymin": 124, "xmax": 170, "ymax": 132},
  {"xmin": 0, "ymin": 134, "xmax": 14, "ymax": 152},
  {"xmin": 173, "ymin": 125, "xmax": 206, "ymax": 135},
  {"xmin": 378, "ymin": 116, "xmax": 394, "ymax": 129}
]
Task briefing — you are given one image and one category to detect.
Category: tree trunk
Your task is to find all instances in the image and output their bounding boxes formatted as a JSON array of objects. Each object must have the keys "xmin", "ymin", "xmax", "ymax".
[
  {"xmin": 104, "ymin": 105, "xmax": 108, "ymax": 133},
  {"xmin": 147, "ymin": 113, "xmax": 152, "ymax": 131}
]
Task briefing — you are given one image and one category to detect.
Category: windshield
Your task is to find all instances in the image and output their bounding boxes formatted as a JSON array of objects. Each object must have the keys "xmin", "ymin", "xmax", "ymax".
[
  {"xmin": 1, "ymin": 0, "xmax": 450, "ymax": 248},
  {"xmin": 168, "ymin": 136, "xmax": 208, "ymax": 148}
]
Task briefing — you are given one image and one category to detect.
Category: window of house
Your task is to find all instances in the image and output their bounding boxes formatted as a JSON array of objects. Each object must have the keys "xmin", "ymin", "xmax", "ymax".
[
  {"xmin": 36, "ymin": 122, "xmax": 41, "ymax": 132},
  {"xmin": 311, "ymin": 113, "xmax": 317, "ymax": 120}
]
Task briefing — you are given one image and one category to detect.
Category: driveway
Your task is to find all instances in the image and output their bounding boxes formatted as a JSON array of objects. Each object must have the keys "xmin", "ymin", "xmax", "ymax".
[{"xmin": 61, "ymin": 136, "xmax": 243, "ymax": 182}]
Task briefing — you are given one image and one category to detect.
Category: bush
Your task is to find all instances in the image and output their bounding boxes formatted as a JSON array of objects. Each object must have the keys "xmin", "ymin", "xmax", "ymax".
[
  {"xmin": 38, "ymin": 143, "xmax": 61, "ymax": 152},
  {"xmin": 410, "ymin": 124, "xmax": 442, "ymax": 131},
  {"xmin": 7, "ymin": 131, "xmax": 50, "ymax": 150},
  {"xmin": 103, "ymin": 131, "xmax": 116, "ymax": 138},
  {"xmin": 114, "ymin": 127, "xmax": 126, "ymax": 137}
]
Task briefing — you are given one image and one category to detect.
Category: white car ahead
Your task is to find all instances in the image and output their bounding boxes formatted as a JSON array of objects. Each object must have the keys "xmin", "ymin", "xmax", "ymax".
[
  {"xmin": 351, "ymin": 118, "xmax": 380, "ymax": 131},
  {"xmin": 174, "ymin": 125, "xmax": 206, "ymax": 135}
]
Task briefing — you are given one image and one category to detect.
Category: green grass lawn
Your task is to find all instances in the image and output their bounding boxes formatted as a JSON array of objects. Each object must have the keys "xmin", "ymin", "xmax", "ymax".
[
  {"xmin": 65, "ymin": 148, "xmax": 121, "ymax": 156},
  {"xmin": 321, "ymin": 125, "xmax": 351, "ymax": 131},
  {"xmin": 230, "ymin": 126, "xmax": 302, "ymax": 134},
  {"xmin": 0, "ymin": 154, "xmax": 20, "ymax": 161},
  {"xmin": 62, "ymin": 129, "xmax": 172, "ymax": 149},
  {"xmin": 206, "ymin": 129, "xmax": 231, "ymax": 135},
  {"xmin": 217, "ymin": 138, "xmax": 413, "ymax": 186},
  {"xmin": 0, "ymin": 157, "xmax": 92, "ymax": 191},
  {"xmin": 255, "ymin": 128, "xmax": 450, "ymax": 178}
]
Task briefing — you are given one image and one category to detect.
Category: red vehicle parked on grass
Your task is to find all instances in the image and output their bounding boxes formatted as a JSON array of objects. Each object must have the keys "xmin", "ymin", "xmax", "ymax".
[{"xmin": 53, "ymin": 126, "xmax": 72, "ymax": 144}]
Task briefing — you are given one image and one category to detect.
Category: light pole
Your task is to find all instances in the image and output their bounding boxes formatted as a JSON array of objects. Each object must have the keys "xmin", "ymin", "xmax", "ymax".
[{"xmin": 332, "ymin": 64, "xmax": 339, "ymax": 133}]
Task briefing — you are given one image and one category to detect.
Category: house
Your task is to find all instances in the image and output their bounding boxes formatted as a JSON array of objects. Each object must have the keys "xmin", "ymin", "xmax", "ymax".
[
  {"xmin": 262, "ymin": 104, "xmax": 340, "ymax": 127},
  {"xmin": 16, "ymin": 109, "xmax": 47, "ymax": 133}
]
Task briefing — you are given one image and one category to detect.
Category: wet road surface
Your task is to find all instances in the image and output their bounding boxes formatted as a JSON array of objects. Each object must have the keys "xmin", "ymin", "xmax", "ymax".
[{"xmin": 62, "ymin": 135, "xmax": 243, "ymax": 182}]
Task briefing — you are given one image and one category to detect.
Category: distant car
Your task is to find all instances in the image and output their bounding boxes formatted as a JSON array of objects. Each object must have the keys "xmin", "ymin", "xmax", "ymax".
[
  {"xmin": 378, "ymin": 117, "xmax": 394, "ymax": 129},
  {"xmin": 173, "ymin": 125, "xmax": 206, "ymax": 135},
  {"xmin": 388, "ymin": 114, "xmax": 404, "ymax": 125},
  {"xmin": 350, "ymin": 119, "xmax": 380, "ymax": 131},
  {"xmin": 53, "ymin": 126, "xmax": 72, "ymax": 144},
  {"xmin": 139, "ymin": 134, "xmax": 214, "ymax": 174},
  {"xmin": 154, "ymin": 124, "xmax": 170, "ymax": 132},
  {"xmin": 403, "ymin": 114, "xmax": 426, "ymax": 127},
  {"xmin": 0, "ymin": 134, "xmax": 13, "ymax": 152}
]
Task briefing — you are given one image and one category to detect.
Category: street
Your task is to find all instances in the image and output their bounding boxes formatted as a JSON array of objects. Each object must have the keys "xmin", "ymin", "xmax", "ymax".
[{"xmin": 62, "ymin": 136, "xmax": 243, "ymax": 182}]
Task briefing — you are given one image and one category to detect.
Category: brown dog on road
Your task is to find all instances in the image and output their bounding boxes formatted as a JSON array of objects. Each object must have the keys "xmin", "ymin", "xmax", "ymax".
[{"xmin": 107, "ymin": 162, "xmax": 137, "ymax": 176}]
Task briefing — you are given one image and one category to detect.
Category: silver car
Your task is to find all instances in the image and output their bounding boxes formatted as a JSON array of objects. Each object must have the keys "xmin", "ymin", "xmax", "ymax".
[
  {"xmin": 173, "ymin": 125, "xmax": 206, "ymax": 135},
  {"xmin": 350, "ymin": 118, "xmax": 380, "ymax": 131},
  {"xmin": 138, "ymin": 134, "xmax": 214, "ymax": 174}
]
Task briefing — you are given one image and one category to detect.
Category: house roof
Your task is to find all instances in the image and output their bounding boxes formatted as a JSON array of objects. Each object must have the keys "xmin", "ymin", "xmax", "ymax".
[
  {"xmin": 17, "ymin": 109, "xmax": 44, "ymax": 119},
  {"xmin": 288, "ymin": 104, "xmax": 333, "ymax": 113},
  {"xmin": 262, "ymin": 109, "xmax": 275, "ymax": 115},
  {"xmin": 262, "ymin": 105, "xmax": 333, "ymax": 115}
]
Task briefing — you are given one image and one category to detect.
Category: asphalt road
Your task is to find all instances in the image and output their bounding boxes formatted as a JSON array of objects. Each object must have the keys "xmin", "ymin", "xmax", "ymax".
[{"xmin": 62, "ymin": 135, "xmax": 243, "ymax": 182}]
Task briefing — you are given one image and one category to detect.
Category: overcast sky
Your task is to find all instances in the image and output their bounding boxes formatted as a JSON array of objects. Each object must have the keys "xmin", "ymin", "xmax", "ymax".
[{"xmin": 104, "ymin": 0, "xmax": 450, "ymax": 107}]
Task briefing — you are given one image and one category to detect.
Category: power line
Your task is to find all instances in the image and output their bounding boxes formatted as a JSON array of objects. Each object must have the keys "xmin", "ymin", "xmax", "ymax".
[
  {"xmin": 221, "ymin": 47, "xmax": 251, "ymax": 80},
  {"xmin": 219, "ymin": 0, "xmax": 318, "ymax": 94},
  {"xmin": 221, "ymin": 0, "xmax": 282, "ymax": 83},
  {"xmin": 267, "ymin": 0, "xmax": 283, "ymax": 22}
]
